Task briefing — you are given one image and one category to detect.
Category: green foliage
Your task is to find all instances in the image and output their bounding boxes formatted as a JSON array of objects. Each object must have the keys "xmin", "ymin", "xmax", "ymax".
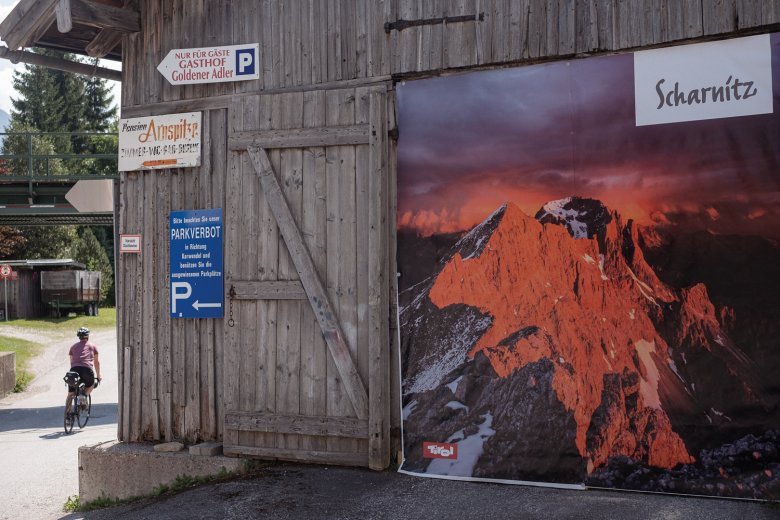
[
  {"xmin": 12, "ymin": 226, "xmax": 77, "ymax": 260},
  {"xmin": 63, "ymin": 495, "xmax": 80, "ymax": 512},
  {"xmin": 0, "ymin": 334, "xmax": 43, "ymax": 392},
  {"xmin": 73, "ymin": 228, "xmax": 114, "ymax": 303},
  {"xmin": 0, "ymin": 226, "xmax": 25, "ymax": 257}
]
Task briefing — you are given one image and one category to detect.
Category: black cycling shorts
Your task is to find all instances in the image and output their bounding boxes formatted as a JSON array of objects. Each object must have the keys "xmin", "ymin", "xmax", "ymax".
[{"xmin": 68, "ymin": 366, "xmax": 95, "ymax": 392}]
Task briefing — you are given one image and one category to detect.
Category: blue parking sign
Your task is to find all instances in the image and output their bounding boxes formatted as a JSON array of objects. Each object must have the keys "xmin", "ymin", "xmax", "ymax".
[
  {"xmin": 235, "ymin": 48, "xmax": 256, "ymax": 76},
  {"xmin": 170, "ymin": 208, "xmax": 223, "ymax": 319}
]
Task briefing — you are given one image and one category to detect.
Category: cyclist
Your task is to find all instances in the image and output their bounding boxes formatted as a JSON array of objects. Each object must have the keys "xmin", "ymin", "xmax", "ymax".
[{"xmin": 65, "ymin": 327, "xmax": 101, "ymax": 412}]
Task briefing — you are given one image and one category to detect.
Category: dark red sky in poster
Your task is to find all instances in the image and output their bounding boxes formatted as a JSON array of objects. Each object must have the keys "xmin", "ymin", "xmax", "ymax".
[{"xmin": 397, "ymin": 35, "xmax": 780, "ymax": 238}]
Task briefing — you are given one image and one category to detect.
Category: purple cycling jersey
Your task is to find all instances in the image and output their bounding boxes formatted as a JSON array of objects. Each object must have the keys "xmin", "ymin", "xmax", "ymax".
[{"xmin": 69, "ymin": 340, "xmax": 98, "ymax": 369}]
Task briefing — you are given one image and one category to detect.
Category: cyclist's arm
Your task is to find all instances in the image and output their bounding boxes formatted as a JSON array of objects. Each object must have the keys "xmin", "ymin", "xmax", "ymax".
[{"xmin": 94, "ymin": 351, "xmax": 102, "ymax": 381}]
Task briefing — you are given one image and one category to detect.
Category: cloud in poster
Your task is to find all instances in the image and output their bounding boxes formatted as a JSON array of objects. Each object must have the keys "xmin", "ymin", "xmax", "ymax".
[{"xmin": 397, "ymin": 37, "xmax": 780, "ymax": 237}]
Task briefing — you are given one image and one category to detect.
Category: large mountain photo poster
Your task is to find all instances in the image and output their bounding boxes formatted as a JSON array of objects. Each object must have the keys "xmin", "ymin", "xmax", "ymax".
[{"xmin": 396, "ymin": 34, "xmax": 780, "ymax": 500}]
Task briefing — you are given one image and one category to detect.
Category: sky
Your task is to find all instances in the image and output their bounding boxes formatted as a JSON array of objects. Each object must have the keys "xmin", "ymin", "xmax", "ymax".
[
  {"xmin": 397, "ymin": 34, "xmax": 780, "ymax": 238},
  {"xmin": 0, "ymin": 0, "xmax": 121, "ymax": 116}
]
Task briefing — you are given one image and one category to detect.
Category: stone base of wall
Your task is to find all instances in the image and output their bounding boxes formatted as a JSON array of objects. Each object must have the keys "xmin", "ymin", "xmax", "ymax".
[
  {"xmin": 0, "ymin": 352, "xmax": 15, "ymax": 398},
  {"xmin": 78, "ymin": 441, "xmax": 246, "ymax": 505}
]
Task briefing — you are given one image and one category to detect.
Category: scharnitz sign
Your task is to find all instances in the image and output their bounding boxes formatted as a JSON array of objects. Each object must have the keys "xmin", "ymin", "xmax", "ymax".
[
  {"xmin": 118, "ymin": 112, "xmax": 202, "ymax": 171},
  {"xmin": 634, "ymin": 34, "xmax": 773, "ymax": 126}
]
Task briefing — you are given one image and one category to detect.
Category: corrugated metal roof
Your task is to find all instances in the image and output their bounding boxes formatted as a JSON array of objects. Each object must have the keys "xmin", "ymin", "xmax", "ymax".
[{"xmin": 1, "ymin": 259, "xmax": 86, "ymax": 269}]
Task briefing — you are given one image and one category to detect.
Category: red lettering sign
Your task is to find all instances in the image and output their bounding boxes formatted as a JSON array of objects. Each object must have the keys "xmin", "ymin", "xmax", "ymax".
[{"xmin": 422, "ymin": 442, "xmax": 458, "ymax": 460}]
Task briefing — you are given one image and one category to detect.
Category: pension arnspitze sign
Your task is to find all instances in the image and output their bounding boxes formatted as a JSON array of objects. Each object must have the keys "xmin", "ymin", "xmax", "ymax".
[
  {"xmin": 157, "ymin": 43, "xmax": 260, "ymax": 85},
  {"xmin": 118, "ymin": 112, "xmax": 202, "ymax": 171}
]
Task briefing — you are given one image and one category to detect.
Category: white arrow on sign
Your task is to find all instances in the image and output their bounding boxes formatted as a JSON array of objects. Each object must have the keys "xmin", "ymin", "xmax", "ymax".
[
  {"xmin": 192, "ymin": 300, "xmax": 222, "ymax": 311},
  {"xmin": 65, "ymin": 179, "xmax": 114, "ymax": 212}
]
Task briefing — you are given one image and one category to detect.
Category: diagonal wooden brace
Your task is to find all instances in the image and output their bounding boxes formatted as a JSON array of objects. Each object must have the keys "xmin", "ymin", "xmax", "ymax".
[{"xmin": 246, "ymin": 146, "xmax": 369, "ymax": 420}]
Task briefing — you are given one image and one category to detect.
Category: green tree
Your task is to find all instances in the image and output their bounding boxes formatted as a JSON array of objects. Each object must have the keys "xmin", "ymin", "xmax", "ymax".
[
  {"xmin": 14, "ymin": 226, "xmax": 78, "ymax": 260},
  {"xmin": 72, "ymin": 227, "xmax": 113, "ymax": 303}
]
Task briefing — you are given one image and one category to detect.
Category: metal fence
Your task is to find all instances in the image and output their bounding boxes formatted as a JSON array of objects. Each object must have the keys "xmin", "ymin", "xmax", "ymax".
[{"xmin": 0, "ymin": 132, "xmax": 118, "ymax": 181}]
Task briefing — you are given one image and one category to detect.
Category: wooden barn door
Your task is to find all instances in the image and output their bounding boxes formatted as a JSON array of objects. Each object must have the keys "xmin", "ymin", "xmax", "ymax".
[{"xmin": 222, "ymin": 85, "xmax": 392, "ymax": 470}]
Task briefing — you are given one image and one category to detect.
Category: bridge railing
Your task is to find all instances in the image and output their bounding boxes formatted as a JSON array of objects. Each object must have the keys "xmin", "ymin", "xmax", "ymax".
[{"xmin": 0, "ymin": 132, "xmax": 118, "ymax": 181}]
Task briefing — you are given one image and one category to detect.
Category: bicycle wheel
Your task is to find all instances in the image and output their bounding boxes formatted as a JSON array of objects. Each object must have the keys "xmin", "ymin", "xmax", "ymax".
[
  {"xmin": 64, "ymin": 399, "xmax": 75, "ymax": 434},
  {"xmin": 77, "ymin": 394, "xmax": 91, "ymax": 428}
]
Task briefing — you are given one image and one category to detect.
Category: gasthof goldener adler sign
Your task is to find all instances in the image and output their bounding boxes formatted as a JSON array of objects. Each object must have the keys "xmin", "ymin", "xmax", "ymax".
[
  {"xmin": 118, "ymin": 112, "xmax": 201, "ymax": 171},
  {"xmin": 157, "ymin": 43, "xmax": 260, "ymax": 85},
  {"xmin": 634, "ymin": 34, "xmax": 773, "ymax": 126}
]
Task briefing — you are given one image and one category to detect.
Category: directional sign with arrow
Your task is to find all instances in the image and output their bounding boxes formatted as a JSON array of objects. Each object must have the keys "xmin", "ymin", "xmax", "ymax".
[
  {"xmin": 157, "ymin": 43, "xmax": 260, "ymax": 85},
  {"xmin": 169, "ymin": 208, "xmax": 223, "ymax": 319}
]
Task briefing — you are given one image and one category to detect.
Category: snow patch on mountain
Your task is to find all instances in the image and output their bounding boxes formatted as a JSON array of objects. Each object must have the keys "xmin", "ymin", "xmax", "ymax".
[
  {"xmin": 426, "ymin": 412, "xmax": 496, "ymax": 477},
  {"xmin": 405, "ymin": 314, "xmax": 492, "ymax": 394}
]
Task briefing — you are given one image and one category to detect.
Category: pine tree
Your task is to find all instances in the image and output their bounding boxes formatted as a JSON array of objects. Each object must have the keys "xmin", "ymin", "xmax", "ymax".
[{"xmin": 72, "ymin": 228, "xmax": 113, "ymax": 303}]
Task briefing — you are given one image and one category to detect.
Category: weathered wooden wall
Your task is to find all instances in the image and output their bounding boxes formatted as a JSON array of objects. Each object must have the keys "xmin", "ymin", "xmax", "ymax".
[
  {"xmin": 122, "ymin": 0, "xmax": 780, "ymax": 117},
  {"xmin": 0, "ymin": 271, "xmax": 44, "ymax": 319},
  {"xmin": 117, "ymin": 0, "xmax": 780, "ymax": 467}
]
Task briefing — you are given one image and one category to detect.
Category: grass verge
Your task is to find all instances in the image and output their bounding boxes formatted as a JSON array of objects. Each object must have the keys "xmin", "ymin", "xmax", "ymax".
[
  {"xmin": 0, "ymin": 307, "xmax": 116, "ymax": 334},
  {"xmin": 0, "ymin": 334, "xmax": 43, "ymax": 392}
]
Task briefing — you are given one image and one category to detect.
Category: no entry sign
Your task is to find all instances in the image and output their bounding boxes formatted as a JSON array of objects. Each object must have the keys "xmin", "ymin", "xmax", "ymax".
[{"xmin": 157, "ymin": 43, "xmax": 260, "ymax": 85}]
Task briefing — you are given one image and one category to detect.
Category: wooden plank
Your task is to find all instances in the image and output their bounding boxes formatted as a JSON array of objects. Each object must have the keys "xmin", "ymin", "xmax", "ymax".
[
  {"xmin": 223, "ymin": 101, "xmax": 243, "ymax": 450},
  {"xmin": 300, "ymin": 89, "xmax": 329, "ymax": 454},
  {"xmin": 247, "ymin": 146, "xmax": 369, "ymax": 421},
  {"xmin": 257, "ymin": 94, "xmax": 280, "ymax": 449},
  {"xmin": 86, "ymin": 28, "xmax": 123, "ymax": 57},
  {"xmin": 225, "ymin": 411, "xmax": 368, "ymax": 438},
  {"xmin": 211, "ymin": 109, "xmax": 228, "ymax": 440},
  {"xmin": 156, "ymin": 170, "xmax": 173, "ymax": 441},
  {"xmin": 386, "ymin": 89, "xmax": 402, "ymax": 463},
  {"xmin": 130, "ymin": 172, "xmax": 143, "ymax": 441},
  {"xmin": 141, "ymin": 166, "xmax": 157, "ymax": 440},
  {"xmin": 69, "ymin": 0, "xmax": 140, "ymax": 32},
  {"xmin": 276, "ymin": 92, "xmax": 304, "ymax": 450},
  {"xmin": 229, "ymin": 125, "xmax": 370, "ymax": 150},
  {"xmin": 223, "ymin": 444, "xmax": 369, "ymax": 466},
  {"xmin": 55, "ymin": 0, "xmax": 72, "ymax": 33},
  {"xmin": 119, "ymin": 75, "xmax": 393, "ymax": 117},
  {"xmin": 0, "ymin": 0, "xmax": 57, "ymax": 50},
  {"xmin": 367, "ymin": 86, "xmax": 389, "ymax": 470},
  {"xmin": 229, "ymin": 280, "xmax": 307, "ymax": 300}
]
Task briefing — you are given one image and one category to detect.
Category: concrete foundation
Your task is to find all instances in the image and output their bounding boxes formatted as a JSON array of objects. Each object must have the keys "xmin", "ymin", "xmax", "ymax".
[
  {"xmin": 78, "ymin": 441, "xmax": 245, "ymax": 504},
  {"xmin": 0, "ymin": 351, "xmax": 15, "ymax": 397}
]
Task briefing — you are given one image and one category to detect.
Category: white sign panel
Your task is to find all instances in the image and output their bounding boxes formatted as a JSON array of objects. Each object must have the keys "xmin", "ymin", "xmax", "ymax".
[
  {"xmin": 120, "ymin": 235, "xmax": 142, "ymax": 253},
  {"xmin": 157, "ymin": 43, "xmax": 260, "ymax": 85},
  {"xmin": 119, "ymin": 112, "xmax": 201, "ymax": 171},
  {"xmin": 634, "ymin": 34, "xmax": 773, "ymax": 126}
]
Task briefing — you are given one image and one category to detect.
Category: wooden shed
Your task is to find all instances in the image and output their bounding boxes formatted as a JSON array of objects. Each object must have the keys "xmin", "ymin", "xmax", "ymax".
[
  {"xmin": 2, "ymin": 0, "xmax": 779, "ymax": 472},
  {"xmin": 0, "ymin": 259, "xmax": 87, "ymax": 319}
]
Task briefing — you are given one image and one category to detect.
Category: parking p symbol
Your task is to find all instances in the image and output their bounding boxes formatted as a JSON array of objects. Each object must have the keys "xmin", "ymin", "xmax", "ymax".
[
  {"xmin": 236, "ymin": 49, "xmax": 256, "ymax": 75},
  {"xmin": 171, "ymin": 281, "xmax": 192, "ymax": 314}
]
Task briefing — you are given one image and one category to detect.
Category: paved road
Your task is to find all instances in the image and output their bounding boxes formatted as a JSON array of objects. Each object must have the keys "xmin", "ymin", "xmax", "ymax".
[
  {"xmin": 65, "ymin": 463, "xmax": 780, "ymax": 520},
  {"xmin": 0, "ymin": 328, "xmax": 118, "ymax": 520}
]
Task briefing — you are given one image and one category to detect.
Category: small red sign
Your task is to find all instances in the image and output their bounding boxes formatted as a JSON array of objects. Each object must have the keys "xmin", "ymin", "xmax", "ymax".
[
  {"xmin": 0, "ymin": 265, "xmax": 12, "ymax": 278},
  {"xmin": 422, "ymin": 442, "xmax": 458, "ymax": 460}
]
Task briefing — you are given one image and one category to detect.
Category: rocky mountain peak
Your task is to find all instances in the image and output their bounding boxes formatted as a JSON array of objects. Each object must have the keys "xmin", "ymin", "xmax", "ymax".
[{"xmin": 535, "ymin": 197, "xmax": 613, "ymax": 248}]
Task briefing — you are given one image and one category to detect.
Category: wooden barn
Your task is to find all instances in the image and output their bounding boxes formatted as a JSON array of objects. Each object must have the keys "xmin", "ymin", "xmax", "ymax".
[{"xmin": 1, "ymin": 0, "xmax": 778, "ymax": 472}]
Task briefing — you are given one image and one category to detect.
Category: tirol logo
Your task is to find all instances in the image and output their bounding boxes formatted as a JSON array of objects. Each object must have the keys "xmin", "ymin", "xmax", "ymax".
[
  {"xmin": 423, "ymin": 442, "xmax": 458, "ymax": 460},
  {"xmin": 634, "ymin": 34, "xmax": 773, "ymax": 126}
]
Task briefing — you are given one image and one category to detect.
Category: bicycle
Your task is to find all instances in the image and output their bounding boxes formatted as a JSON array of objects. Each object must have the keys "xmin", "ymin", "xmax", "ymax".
[{"xmin": 63, "ymin": 371, "xmax": 98, "ymax": 434}]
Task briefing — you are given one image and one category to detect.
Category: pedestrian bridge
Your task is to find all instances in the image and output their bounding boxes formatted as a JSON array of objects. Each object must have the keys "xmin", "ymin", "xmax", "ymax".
[{"xmin": 0, "ymin": 132, "xmax": 117, "ymax": 226}]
